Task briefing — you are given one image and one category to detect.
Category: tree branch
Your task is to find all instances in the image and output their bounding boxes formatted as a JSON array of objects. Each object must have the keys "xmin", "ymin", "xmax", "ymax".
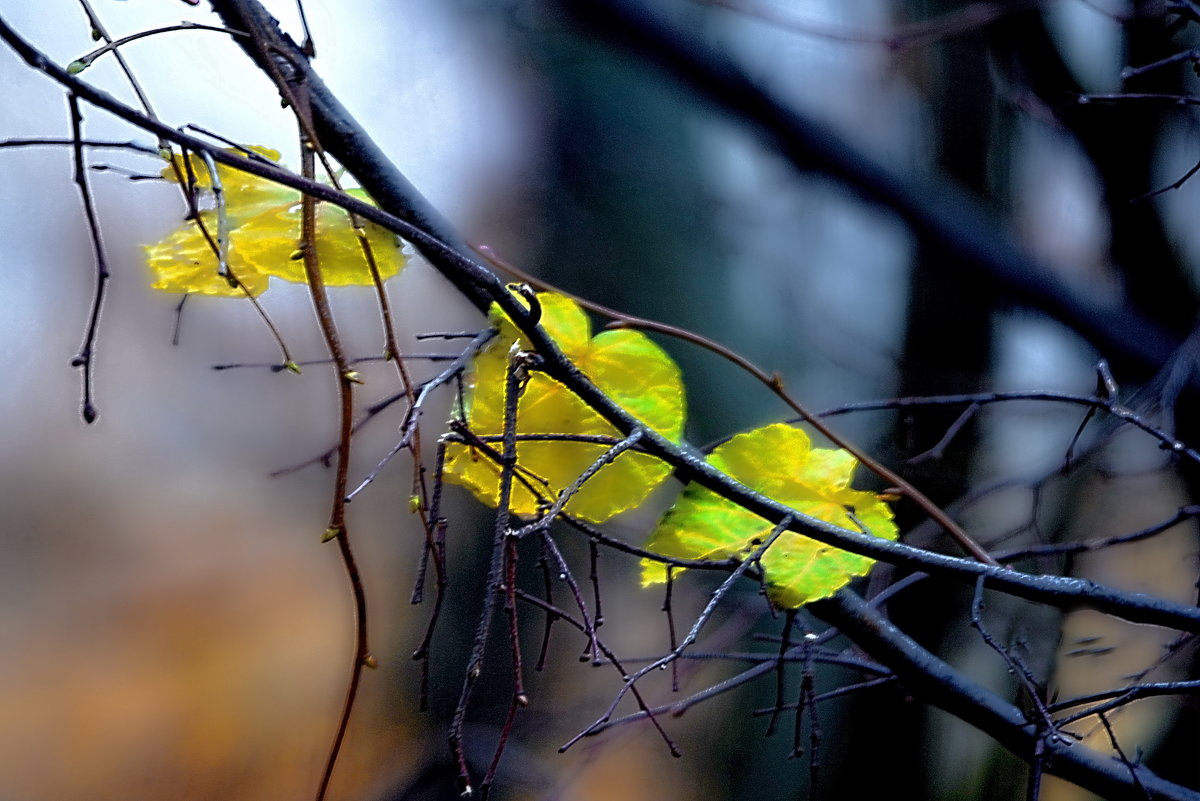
[{"xmin": 809, "ymin": 590, "xmax": 1200, "ymax": 801}]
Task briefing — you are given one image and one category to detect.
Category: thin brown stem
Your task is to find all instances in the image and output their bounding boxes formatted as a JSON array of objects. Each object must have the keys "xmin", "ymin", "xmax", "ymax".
[
  {"xmin": 243, "ymin": 24, "xmax": 431, "ymax": 541},
  {"xmin": 75, "ymin": 0, "xmax": 156, "ymax": 118},
  {"xmin": 69, "ymin": 22, "xmax": 242, "ymax": 74},
  {"xmin": 291, "ymin": 104, "xmax": 369, "ymax": 801}
]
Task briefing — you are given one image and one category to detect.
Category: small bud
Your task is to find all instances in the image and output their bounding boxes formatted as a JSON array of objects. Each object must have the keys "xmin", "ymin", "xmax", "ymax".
[
  {"xmin": 408, "ymin": 495, "xmax": 421, "ymax": 514},
  {"xmin": 66, "ymin": 59, "xmax": 88, "ymax": 75},
  {"xmin": 343, "ymin": 370, "xmax": 364, "ymax": 385},
  {"xmin": 283, "ymin": 360, "xmax": 302, "ymax": 375},
  {"xmin": 362, "ymin": 654, "xmax": 378, "ymax": 670},
  {"xmin": 321, "ymin": 526, "xmax": 340, "ymax": 543}
]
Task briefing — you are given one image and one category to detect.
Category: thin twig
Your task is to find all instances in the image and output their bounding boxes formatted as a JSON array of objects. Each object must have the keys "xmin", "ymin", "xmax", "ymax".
[
  {"xmin": 534, "ymin": 538, "xmax": 557, "ymax": 672},
  {"xmin": 663, "ymin": 567, "xmax": 679, "ymax": 692},
  {"xmin": 994, "ymin": 506, "xmax": 1200, "ymax": 563},
  {"xmin": 969, "ymin": 577, "xmax": 1066, "ymax": 745},
  {"xmin": 413, "ymin": 443, "xmax": 450, "ymax": 713},
  {"xmin": 510, "ymin": 587, "xmax": 682, "ymax": 757},
  {"xmin": 74, "ymin": 0, "xmax": 157, "ymax": 118},
  {"xmin": 510, "ymin": 430, "xmax": 644, "ymax": 538},
  {"xmin": 1120, "ymin": 46, "xmax": 1200, "ymax": 81},
  {"xmin": 1049, "ymin": 679, "xmax": 1200, "ymax": 718},
  {"xmin": 291, "ymin": 94, "xmax": 371, "ymax": 801},
  {"xmin": 66, "ymin": 94, "xmax": 107, "ymax": 424},
  {"xmin": 480, "ymin": 535, "xmax": 529, "ymax": 796},
  {"xmin": 562, "ymin": 517, "xmax": 793, "ymax": 751},
  {"xmin": 344, "ymin": 329, "xmax": 495, "ymax": 499},
  {"xmin": 68, "ymin": 22, "xmax": 243, "ymax": 74},
  {"xmin": 539, "ymin": 533, "xmax": 602, "ymax": 666},
  {"xmin": 449, "ymin": 352, "xmax": 527, "ymax": 796},
  {"xmin": 0, "ymin": 137, "xmax": 157, "ymax": 153},
  {"xmin": 765, "ymin": 609, "xmax": 795, "ymax": 737},
  {"xmin": 1097, "ymin": 712, "xmax": 1152, "ymax": 801}
]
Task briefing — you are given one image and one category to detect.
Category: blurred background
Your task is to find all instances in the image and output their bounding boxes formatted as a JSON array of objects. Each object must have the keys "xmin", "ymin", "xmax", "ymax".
[{"xmin": 2, "ymin": 0, "xmax": 1199, "ymax": 799}]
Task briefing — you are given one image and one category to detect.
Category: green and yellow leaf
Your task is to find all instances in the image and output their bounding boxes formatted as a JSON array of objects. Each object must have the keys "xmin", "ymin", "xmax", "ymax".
[
  {"xmin": 145, "ymin": 147, "xmax": 404, "ymax": 296},
  {"xmin": 443, "ymin": 291, "xmax": 685, "ymax": 523},
  {"xmin": 641, "ymin": 423, "xmax": 897, "ymax": 607}
]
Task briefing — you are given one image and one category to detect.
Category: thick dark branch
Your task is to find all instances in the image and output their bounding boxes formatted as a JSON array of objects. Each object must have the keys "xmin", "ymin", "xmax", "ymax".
[{"xmin": 809, "ymin": 591, "xmax": 1200, "ymax": 801}]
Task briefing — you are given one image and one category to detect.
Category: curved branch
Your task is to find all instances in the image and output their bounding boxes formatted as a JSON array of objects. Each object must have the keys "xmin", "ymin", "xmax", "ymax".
[{"xmin": 809, "ymin": 591, "xmax": 1200, "ymax": 801}]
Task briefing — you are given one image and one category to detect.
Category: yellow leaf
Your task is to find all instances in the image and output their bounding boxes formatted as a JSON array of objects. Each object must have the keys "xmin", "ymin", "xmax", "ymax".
[
  {"xmin": 641, "ymin": 423, "xmax": 898, "ymax": 607},
  {"xmin": 145, "ymin": 209, "xmax": 268, "ymax": 297},
  {"xmin": 145, "ymin": 148, "xmax": 405, "ymax": 296},
  {"xmin": 161, "ymin": 146, "xmax": 284, "ymax": 203},
  {"xmin": 443, "ymin": 292, "xmax": 685, "ymax": 523}
]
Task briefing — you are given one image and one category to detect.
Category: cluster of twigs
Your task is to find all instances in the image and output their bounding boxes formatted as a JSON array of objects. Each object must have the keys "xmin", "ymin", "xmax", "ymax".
[{"xmin": 6, "ymin": 2, "xmax": 1200, "ymax": 801}]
